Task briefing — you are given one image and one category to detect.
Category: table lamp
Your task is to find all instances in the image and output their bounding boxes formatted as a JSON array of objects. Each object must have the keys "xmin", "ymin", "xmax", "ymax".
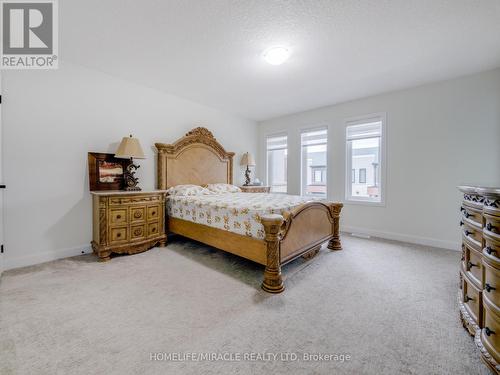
[
  {"xmin": 115, "ymin": 135, "xmax": 146, "ymax": 191},
  {"xmin": 240, "ymin": 152, "xmax": 256, "ymax": 186}
]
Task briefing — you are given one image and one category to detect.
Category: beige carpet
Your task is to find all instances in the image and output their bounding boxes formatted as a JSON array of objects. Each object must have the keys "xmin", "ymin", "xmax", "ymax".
[{"xmin": 0, "ymin": 235, "xmax": 489, "ymax": 375}]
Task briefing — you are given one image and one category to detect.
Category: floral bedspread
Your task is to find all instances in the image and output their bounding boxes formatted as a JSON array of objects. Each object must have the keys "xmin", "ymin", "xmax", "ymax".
[{"xmin": 167, "ymin": 192, "xmax": 320, "ymax": 239}]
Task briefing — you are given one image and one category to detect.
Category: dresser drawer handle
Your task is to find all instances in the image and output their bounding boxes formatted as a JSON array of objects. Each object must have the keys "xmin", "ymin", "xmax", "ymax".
[
  {"xmin": 460, "ymin": 207, "xmax": 465, "ymax": 212},
  {"xmin": 152, "ymin": 227, "xmax": 156, "ymax": 232},
  {"xmin": 485, "ymin": 327, "xmax": 496, "ymax": 336},
  {"xmin": 134, "ymin": 211, "xmax": 143, "ymax": 218},
  {"xmin": 117, "ymin": 215, "xmax": 122, "ymax": 219},
  {"xmin": 468, "ymin": 261, "xmax": 478, "ymax": 269},
  {"xmin": 464, "ymin": 230, "xmax": 473, "ymax": 237},
  {"xmin": 485, "ymin": 283, "xmax": 496, "ymax": 292},
  {"xmin": 117, "ymin": 233, "xmax": 121, "ymax": 238},
  {"xmin": 487, "ymin": 223, "xmax": 493, "ymax": 231},
  {"xmin": 460, "ymin": 221, "xmax": 464, "ymax": 226},
  {"xmin": 464, "ymin": 212, "xmax": 470, "ymax": 218},
  {"xmin": 464, "ymin": 295, "xmax": 474, "ymax": 302},
  {"xmin": 486, "ymin": 246, "xmax": 497, "ymax": 255}
]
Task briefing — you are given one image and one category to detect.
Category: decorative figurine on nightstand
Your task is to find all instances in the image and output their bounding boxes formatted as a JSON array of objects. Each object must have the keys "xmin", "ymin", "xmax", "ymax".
[
  {"xmin": 240, "ymin": 152, "xmax": 256, "ymax": 186},
  {"xmin": 115, "ymin": 134, "xmax": 146, "ymax": 191}
]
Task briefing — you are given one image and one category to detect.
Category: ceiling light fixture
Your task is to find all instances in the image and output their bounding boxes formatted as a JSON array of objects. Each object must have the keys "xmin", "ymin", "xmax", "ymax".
[{"xmin": 262, "ymin": 46, "xmax": 290, "ymax": 66}]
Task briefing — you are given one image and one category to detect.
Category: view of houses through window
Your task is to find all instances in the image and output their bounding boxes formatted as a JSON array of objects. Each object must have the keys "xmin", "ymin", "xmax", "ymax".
[
  {"xmin": 346, "ymin": 119, "xmax": 383, "ymax": 202},
  {"xmin": 266, "ymin": 135, "xmax": 288, "ymax": 193},
  {"xmin": 301, "ymin": 128, "xmax": 327, "ymax": 196},
  {"xmin": 265, "ymin": 117, "xmax": 383, "ymax": 203}
]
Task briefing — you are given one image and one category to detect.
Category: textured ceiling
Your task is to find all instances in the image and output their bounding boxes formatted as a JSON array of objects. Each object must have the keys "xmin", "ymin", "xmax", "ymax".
[{"xmin": 62, "ymin": 0, "xmax": 500, "ymax": 121}]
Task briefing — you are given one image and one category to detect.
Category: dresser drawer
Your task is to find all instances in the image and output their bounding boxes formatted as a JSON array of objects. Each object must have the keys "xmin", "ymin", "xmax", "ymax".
[
  {"xmin": 110, "ymin": 209, "xmax": 128, "ymax": 225},
  {"xmin": 484, "ymin": 261, "xmax": 500, "ymax": 308},
  {"xmin": 484, "ymin": 213, "xmax": 500, "ymax": 239},
  {"xmin": 463, "ymin": 273, "xmax": 482, "ymax": 327},
  {"xmin": 109, "ymin": 226, "xmax": 128, "ymax": 243},
  {"xmin": 465, "ymin": 245, "xmax": 483, "ymax": 287},
  {"xmin": 460, "ymin": 243, "xmax": 466, "ymax": 273},
  {"xmin": 484, "ymin": 234, "xmax": 500, "ymax": 266},
  {"xmin": 130, "ymin": 206, "xmax": 146, "ymax": 223},
  {"xmin": 147, "ymin": 205, "xmax": 161, "ymax": 221},
  {"xmin": 482, "ymin": 297, "xmax": 500, "ymax": 364},
  {"xmin": 148, "ymin": 222, "xmax": 160, "ymax": 237},
  {"xmin": 463, "ymin": 222, "xmax": 482, "ymax": 251},
  {"xmin": 462, "ymin": 205, "xmax": 483, "ymax": 228},
  {"xmin": 130, "ymin": 224, "xmax": 146, "ymax": 240}
]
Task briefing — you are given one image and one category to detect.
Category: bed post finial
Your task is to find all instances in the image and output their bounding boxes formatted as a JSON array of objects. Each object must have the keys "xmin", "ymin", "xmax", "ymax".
[
  {"xmin": 327, "ymin": 203, "xmax": 343, "ymax": 250},
  {"xmin": 261, "ymin": 214, "xmax": 285, "ymax": 294}
]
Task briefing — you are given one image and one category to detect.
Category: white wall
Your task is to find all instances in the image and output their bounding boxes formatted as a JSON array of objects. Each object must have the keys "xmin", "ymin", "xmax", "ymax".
[
  {"xmin": 258, "ymin": 68, "xmax": 500, "ymax": 250},
  {"xmin": 2, "ymin": 62, "xmax": 257, "ymax": 270}
]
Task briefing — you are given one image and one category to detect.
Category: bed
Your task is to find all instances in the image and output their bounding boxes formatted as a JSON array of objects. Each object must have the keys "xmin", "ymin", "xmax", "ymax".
[{"xmin": 155, "ymin": 127, "xmax": 343, "ymax": 293}]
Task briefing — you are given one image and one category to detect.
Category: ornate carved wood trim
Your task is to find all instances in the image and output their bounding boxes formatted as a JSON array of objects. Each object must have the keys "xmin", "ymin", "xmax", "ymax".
[
  {"xmin": 155, "ymin": 127, "xmax": 235, "ymax": 189},
  {"xmin": 261, "ymin": 214, "xmax": 285, "ymax": 293}
]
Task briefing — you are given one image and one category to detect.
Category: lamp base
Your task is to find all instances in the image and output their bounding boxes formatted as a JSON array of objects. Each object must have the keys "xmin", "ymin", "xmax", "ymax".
[
  {"xmin": 244, "ymin": 166, "xmax": 251, "ymax": 186},
  {"xmin": 123, "ymin": 161, "xmax": 141, "ymax": 191}
]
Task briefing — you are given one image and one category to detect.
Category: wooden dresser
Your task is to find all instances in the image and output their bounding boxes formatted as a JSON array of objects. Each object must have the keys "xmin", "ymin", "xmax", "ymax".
[
  {"xmin": 458, "ymin": 186, "xmax": 500, "ymax": 373},
  {"xmin": 240, "ymin": 185, "xmax": 270, "ymax": 193},
  {"xmin": 91, "ymin": 191, "xmax": 167, "ymax": 261}
]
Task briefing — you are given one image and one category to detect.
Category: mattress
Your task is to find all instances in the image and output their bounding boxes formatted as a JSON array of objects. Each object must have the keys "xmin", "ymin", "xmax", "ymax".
[{"xmin": 167, "ymin": 192, "xmax": 320, "ymax": 239}]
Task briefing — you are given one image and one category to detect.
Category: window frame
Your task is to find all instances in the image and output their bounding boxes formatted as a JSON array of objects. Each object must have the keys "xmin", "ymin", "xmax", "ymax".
[
  {"xmin": 300, "ymin": 125, "xmax": 328, "ymax": 197},
  {"xmin": 344, "ymin": 113, "xmax": 386, "ymax": 206},
  {"xmin": 265, "ymin": 132, "xmax": 288, "ymax": 194}
]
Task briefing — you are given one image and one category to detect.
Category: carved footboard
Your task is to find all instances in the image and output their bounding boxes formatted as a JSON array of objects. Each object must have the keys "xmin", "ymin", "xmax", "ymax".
[{"xmin": 261, "ymin": 202, "xmax": 343, "ymax": 293}]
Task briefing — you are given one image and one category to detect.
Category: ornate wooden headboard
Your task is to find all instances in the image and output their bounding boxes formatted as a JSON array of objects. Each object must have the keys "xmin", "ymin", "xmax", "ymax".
[{"xmin": 155, "ymin": 127, "xmax": 235, "ymax": 189}]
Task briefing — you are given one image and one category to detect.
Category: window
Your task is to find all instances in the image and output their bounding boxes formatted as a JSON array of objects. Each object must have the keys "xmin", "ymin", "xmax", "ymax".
[
  {"xmin": 301, "ymin": 128, "xmax": 327, "ymax": 196},
  {"xmin": 359, "ymin": 168, "xmax": 366, "ymax": 184},
  {"xmin": 346, "ymin": 115, "xmax": 385, "ymax": 203},
  {"xmin": 266, "ymin": 135, "xmax": 287, "ymax": 193}
]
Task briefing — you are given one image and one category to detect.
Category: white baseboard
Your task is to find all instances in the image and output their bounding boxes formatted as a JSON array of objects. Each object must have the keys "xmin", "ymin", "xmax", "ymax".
[
  {"xmin": 3, "ymin": 244, "xmax": 93, "ymax": 271},
  {"xmin": 341, "ymin": 225, "xmax": 461, "ymax": 251}
]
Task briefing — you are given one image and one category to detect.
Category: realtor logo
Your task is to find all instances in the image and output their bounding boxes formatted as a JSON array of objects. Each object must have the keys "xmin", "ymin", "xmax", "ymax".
[{"xmin": 0, "ymin": 0, "xmax": 58, "ymax": 69}]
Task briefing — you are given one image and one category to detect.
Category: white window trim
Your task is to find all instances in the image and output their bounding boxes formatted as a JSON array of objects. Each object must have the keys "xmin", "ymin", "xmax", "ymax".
[
  {"xmin": 265, "ymin": 131, "xmax": 288, "ymax": 194},
  {"xmin": 344, "ymin": 112, "xmax": 387, "ymax": 206},
  {"xmin": 300, "ymin": 125, "xmax": 328, "ymax": 197}
]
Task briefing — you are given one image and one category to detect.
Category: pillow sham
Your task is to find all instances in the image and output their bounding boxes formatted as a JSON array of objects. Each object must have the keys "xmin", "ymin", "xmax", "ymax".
[
  {"xmin": 206, "ymin": 183, "xmax": 242, "ymax": 194},
  {"xmin": 167, "ymin": 184, "xmax": 213, "ymax": 196}
]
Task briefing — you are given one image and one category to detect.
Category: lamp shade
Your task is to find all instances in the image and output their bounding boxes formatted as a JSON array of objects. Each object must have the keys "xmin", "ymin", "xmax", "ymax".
[
  {"xmin": 115, "ymin": 135, "xmax": 146, "ymax": 159},
  {"xmin": 240, "ymin": 152, "xmax": 256, "ymax": 166}
]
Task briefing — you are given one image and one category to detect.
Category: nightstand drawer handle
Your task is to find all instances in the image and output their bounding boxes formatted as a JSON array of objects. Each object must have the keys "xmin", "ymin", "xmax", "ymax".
[
  {"xmin": 459, "ymin": 221, "xmax": 464, "ymax": 226},
  {"xmin": 485, "ymin": 283, "xmax": 496, "ymax": 292},
  {"xmin": 152, "ymin": 227, "xmax": 156, "ymax": 232},
  {"xmin": 460, "ymin": 207, "xmax": 465, "ymax": 212},
  {"xmin": 464, "ymin": 295, "xmax": 474, "ymax": 302},
  {"xmin": 117, "ymin": 215, "xmax": 122, "ymax": 219},
  {"xmin": 464, "ymin": 230, "xmax": 473, "ymax": 237},
  {"xmin": 152, "ymin": 211, "xmax": 156, "ymax": 216},
  {"xmin": 468, "ymin": 261, "xmax": 478, "ymax": 269},
  {"xmin": 485, "ymin": 327, "xmax": 495, "ymax": 336},
  {"xmin": 487, "ymin": 223, "xmax": 493, "ymax": 231},
  {"xmin": 134, "ymin": 228, "xmax": 143, "ymax": 236},
  {"xmin": 134, "ymin": 211, "xmax": 142, "ymax": 218},
  {"xmin": 117, "ymin": 233, "xmax": 121, "ymax": 238}
]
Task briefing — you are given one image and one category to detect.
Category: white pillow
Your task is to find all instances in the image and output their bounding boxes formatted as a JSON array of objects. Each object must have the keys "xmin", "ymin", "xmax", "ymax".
[
  {"xmin": 167, "ymin": 184, "xmax": 212, "ymax": 196},
  {"xmin": 206, "ymin": 183, "xmax": 242, "ymax": 194}
]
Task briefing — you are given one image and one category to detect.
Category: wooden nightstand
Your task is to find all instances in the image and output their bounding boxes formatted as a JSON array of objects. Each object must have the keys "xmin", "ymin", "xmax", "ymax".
[
  {"xmin": 240, "ymin": 185, "xmax": 271, "ymax": 193},
  {"xmin": 91, "ymin": 191, "xmax": 167, "ymax": 261}
]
